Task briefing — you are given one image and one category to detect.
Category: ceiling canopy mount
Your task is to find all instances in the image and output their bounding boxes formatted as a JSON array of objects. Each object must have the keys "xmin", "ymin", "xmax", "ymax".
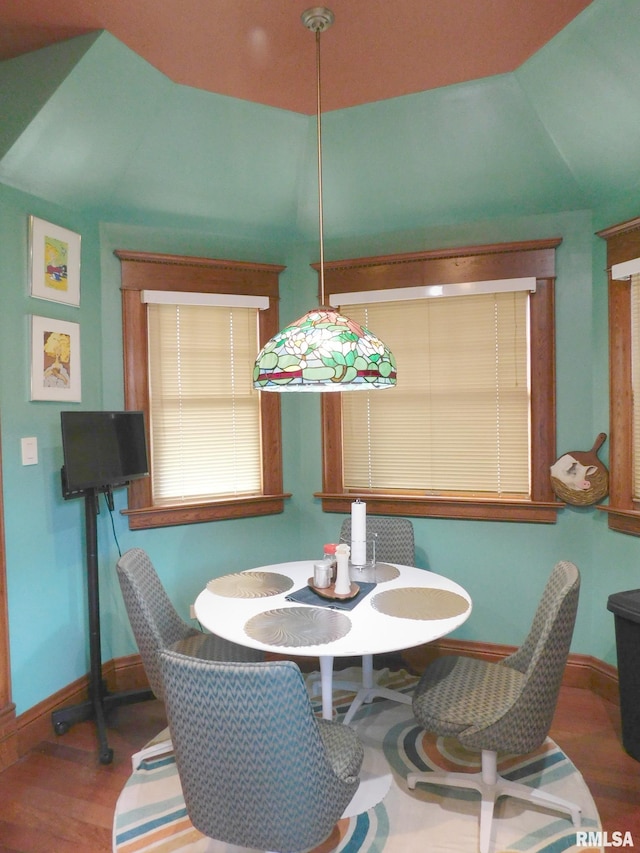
[{"xmin": 300, "ymin": 7, "xmax": 334, "ymax": 33}]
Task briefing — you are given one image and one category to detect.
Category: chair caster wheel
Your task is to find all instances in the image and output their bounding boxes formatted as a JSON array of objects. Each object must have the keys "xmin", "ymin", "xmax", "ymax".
[{"xmin": 54, "ymin": 721, "xmax": 70, "ymax": 736}]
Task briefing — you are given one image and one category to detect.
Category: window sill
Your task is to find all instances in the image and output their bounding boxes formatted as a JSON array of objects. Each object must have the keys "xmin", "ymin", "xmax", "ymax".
[
  {"xmin": 316, "ymin": 493, "xmax": 563, "ymax": 523},
  {"xmin": 123, "ymin": 493, "xmax": 291, "ymax": 529},
  {"xmin": 597, "ymin": 504, "xmax": 640, "ymax": 536}
]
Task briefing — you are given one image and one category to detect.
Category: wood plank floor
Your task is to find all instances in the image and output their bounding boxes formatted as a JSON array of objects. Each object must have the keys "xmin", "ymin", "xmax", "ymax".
[{"xmin": 0, "ymin": 681, "xmax": 638, "ymax": 852}]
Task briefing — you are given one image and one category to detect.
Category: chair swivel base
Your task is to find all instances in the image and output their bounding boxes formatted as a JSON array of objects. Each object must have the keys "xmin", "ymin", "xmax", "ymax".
[
  {"xmin": 407, "ymin": 748, "xmax": 582, "ymax": 853},
  {"xmin": 130, "ymin": 726, "xmax": 174, "ymax": 771}
]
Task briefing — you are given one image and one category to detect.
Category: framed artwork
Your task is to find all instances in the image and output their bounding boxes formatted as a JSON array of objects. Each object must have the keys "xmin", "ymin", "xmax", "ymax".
[
  {"xmin": 29, "ymin": 215, "xmax": 81, "ymax": 306},
  {"xmin": 30, "ymin": 315, "xmax": 81, "ymax": 402}
]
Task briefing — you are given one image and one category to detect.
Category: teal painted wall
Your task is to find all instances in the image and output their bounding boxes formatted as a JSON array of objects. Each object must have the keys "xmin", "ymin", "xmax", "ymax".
[
  {"xmin": 0, "ymin": 185, "xmax": 105, "ymax": 710},
  {"xmin": 2, "ymin": 0, "xmax": 640, "ymax": 716}
]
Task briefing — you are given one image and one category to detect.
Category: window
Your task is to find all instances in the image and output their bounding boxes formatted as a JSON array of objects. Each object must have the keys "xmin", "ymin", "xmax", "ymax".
[
  {"xmin": 117, "ymin": 250, "xmax": 289, "ymax": 529},
  {"xmin": 597, "ymin": 217, "xmax": 640, "ymax": 535},
  {"xmin": 147, "ymin": 301, "xmax": 262, "ymax": 504},
  {"xmin": 341, "ymin": 290, "xmax": 530, "ymax": 494},
  {"xmin": 317, "ymin": 240, "xmax": 562, "ymax": 523}
]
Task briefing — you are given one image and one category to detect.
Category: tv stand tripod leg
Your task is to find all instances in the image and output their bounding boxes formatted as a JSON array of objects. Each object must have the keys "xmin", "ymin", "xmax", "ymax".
[
  {"xmin": 92, "ymin": 688, "xmax": 114, "ymax": 764},
  {"xmin": 51, "ymin": 489, "xmax": 116, "ymax": 761},
  {"xmin": 52, "ymin": 487, "xmax": 153, "ymax": 762},
  {"xmin": 83, "ymin": 490, "xmax": 116, "ymax": 762}
]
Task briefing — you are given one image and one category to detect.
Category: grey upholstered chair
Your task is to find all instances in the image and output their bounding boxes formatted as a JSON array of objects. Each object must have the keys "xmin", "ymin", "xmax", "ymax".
[
  {"xmin": 407, "ymin": 560, "xmax": 581, "ymax": 853},
  {"xmin": 324, "ymin": 516, "xmax": 415, "ymax": 722},
  {"xmin": 160, "ymin": 650, "xmax": 364, "ymax": 853},
  {"xmin": 116, "ymin": 547, "xmax": 264, "ymax": 699},
  {"xmin": 339, "ymin": 515, "xmax": 415, "ymax": 568},
  {"xmin": 117, "ymin": 548, "xmax": 264, "ymax": 767}
]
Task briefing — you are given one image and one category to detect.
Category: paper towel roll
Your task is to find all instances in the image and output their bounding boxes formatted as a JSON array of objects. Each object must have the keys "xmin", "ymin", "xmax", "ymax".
[{"xmin": 351, "ymin": 500, "xmax": 366, "ymax": 565}]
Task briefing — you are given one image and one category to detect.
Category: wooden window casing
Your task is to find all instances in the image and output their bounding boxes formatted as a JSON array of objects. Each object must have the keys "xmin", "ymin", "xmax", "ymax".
[
  {"xmin": 316, "ymin": 239, "xmax": 562, "ymax": 523},
  {"xmin": 597, "ymin": 217, "xmax": 640, "ymax": 535},
  {"xmin": 117, "ymin": 250, "xmax": 289, "ymax": 529}
]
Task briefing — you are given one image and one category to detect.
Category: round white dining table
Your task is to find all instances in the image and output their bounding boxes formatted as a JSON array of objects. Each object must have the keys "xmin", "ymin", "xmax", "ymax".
[{"xmin": 194, "ymin": 560, "xmax": 472, "ymax": 723}]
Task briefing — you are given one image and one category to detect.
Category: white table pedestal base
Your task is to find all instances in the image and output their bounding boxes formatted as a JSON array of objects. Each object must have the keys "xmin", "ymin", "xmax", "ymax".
[
  {"xmin": 317, "ymin": 654, "xmax": 412, "ymax": 723},
  {"xmin": 342, "ymin": 653, "xmax": 412, "ymax": 725}
]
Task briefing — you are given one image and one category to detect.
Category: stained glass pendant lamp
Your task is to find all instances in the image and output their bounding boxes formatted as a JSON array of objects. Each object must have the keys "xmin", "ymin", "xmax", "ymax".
[{"xmin": 253, "ymin": 8, "xmax": 397, "ymax": 392}]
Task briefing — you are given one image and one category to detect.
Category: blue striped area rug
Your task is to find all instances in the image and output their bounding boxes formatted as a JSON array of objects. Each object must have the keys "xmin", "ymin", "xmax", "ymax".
[{"xmin": 113, "ymin": 668, "xmax": 602, "ymax": 853}]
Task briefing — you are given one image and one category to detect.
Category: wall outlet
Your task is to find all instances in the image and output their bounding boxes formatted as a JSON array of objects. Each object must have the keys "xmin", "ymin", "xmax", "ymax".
[{"xmin": 190, "ymin": 604, "xmax": 196, "ymax": 620}]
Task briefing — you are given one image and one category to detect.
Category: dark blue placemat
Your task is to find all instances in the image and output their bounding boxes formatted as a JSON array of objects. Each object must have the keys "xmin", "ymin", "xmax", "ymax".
[{"xmin": 286, "ymin": 581, "xmax": 376, "ymax": 611}]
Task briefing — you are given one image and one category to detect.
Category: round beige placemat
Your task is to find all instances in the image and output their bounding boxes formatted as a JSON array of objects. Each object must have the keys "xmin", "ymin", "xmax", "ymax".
[
  {"xmin": 349, "ymin": 562, "xmax": 400, "ymax": 583},
  {"xmin": 374, "ymin": 562, "xmax": 400, "ymax": 582},
  {"xmin": 206, "ymin": 571, "xmax": 293, "ymax": 598},
  {"xmin": 371, "ymin": 587, "xmax": 469, "ymax": 620},
  {"xmin": 244, "ymin": 606, "xmax": 351, "ymax": 647}
]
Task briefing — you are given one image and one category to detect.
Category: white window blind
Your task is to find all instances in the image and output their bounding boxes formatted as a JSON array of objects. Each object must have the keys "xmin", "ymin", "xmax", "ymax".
[
  {"xmin": 341, "ymin": 291, "xmax": 531, "ymax": 495},
  {"xmin": 147, "ymin": 303, "xmax": 262, "ymax": 504},
  {"xmin": 631, "ymin": 273, "xmax": 640, "ymax": 500}
]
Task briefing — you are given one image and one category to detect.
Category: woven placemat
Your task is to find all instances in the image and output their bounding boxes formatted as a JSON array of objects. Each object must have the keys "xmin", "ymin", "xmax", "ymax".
[
  {"xmin": 244, "ymin": 606, "xmax": 351, "ymax": 646},
  {"xmin": 371, "ymin": 587, "xmax": 468, "ymax": 620},
  {"xmin": 349, "ymin": 562, "xmax": 400, "ymax": 583},
  {"xmin": 206, "ymin": 571, "xmax": 293, "ymax": 598},
  {"xmin": 286, "ymin": 581, "xmax": 376, "ymax": 611}
]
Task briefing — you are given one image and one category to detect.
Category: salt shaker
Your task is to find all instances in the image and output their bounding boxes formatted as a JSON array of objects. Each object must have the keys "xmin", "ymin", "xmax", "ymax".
[{"xmin": 313, "ymin": 561, "xmax": 332, "ymax": 588}]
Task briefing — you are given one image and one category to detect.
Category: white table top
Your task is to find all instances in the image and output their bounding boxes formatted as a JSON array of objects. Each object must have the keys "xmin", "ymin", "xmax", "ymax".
[{"xmin": 194, "ymin": 560, "xmax": 472, "ymax": 658}]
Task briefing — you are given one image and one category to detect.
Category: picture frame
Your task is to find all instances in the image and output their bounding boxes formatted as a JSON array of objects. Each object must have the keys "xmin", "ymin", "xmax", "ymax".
[
  {"xmin": 30, "ymin": 315, "xmax": 81, "ymax": 402},
  {"xmin": 29, "ymin": 215, "xmax": 81, "ymax": 306}
]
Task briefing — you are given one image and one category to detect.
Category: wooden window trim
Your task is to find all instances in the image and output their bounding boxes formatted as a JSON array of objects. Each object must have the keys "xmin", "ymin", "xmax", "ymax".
[
  {"xmin": 596, "ymin": 216, "xmax": 640, "ymax": 535},
  {"xmin": 315, "ymin": 239, "xmax": 563, "ymax": 523},
  {"xmin": 116, "ymin": 250, "xmax": 290, "ymax": 529}
]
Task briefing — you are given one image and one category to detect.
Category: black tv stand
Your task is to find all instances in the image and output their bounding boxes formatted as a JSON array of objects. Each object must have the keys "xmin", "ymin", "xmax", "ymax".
[{"xmin": 51, "ymin": 485, "xmax": 153, "ymax": 764}]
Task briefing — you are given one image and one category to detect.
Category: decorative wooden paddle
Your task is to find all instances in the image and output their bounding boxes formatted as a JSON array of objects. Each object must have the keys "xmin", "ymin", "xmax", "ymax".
[{"xmin": 550, "ymin": 433, "xmax": 609, "ymax": 506}]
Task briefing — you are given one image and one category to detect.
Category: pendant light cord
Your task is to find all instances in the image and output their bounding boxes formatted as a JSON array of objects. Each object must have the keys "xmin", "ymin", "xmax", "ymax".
[{"xmin": 315, "ymin": 28, "xmax": 326, "ymax": 307}]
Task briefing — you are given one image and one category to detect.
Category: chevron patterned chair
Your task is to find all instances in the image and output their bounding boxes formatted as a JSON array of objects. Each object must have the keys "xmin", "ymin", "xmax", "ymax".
[
  {"xmin": 116, "ymin": 548, "xmax": 264, "ymax": 767},
  {"xmin": 407, "ymin": 560, "xmax": 581, "ymax": 853},
  {"xmin": 160, "ymin": 650, "xmax": 364, "ymax": 853},
  {"xmin": 339, "ymin": 515, "xmax": 415, "ymax": 569}
]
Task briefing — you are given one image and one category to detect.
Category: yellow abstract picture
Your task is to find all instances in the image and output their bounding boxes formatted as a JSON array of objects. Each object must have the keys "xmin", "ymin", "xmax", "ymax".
[
  {"xmin": 29, "ymin": 216, "xmax": 81, "ymax": 306},
  {"xmin": 44, "ymin": 236, "xmax": 69, "ymax": 292}
]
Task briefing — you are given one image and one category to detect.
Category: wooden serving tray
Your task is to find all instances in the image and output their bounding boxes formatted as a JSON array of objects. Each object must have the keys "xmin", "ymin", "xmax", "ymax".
[{"xmin": 307, "ymin": 578, "xmax": 360, "ymax": 600}]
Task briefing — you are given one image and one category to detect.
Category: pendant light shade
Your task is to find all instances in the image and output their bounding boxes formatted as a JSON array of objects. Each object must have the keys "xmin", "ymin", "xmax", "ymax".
[
  {"xmin": 253, "ymin": 306, "xmax": 397, "ymax": 391},
  {"xmin": 253, "ymin": 7, "xmax": 396, "ymax": 393}
]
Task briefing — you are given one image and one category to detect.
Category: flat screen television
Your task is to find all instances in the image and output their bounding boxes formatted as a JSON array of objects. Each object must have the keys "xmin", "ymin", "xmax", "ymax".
[{"xmin": 61, "ymin": 410, "xmax": 149, "ymax": 496}]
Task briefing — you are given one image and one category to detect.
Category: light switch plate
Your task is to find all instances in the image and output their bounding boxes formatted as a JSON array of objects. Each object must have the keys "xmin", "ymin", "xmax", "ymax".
[{"xmin": 21, "ymin": 436, "xmax": 38, "ymax": 465}]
